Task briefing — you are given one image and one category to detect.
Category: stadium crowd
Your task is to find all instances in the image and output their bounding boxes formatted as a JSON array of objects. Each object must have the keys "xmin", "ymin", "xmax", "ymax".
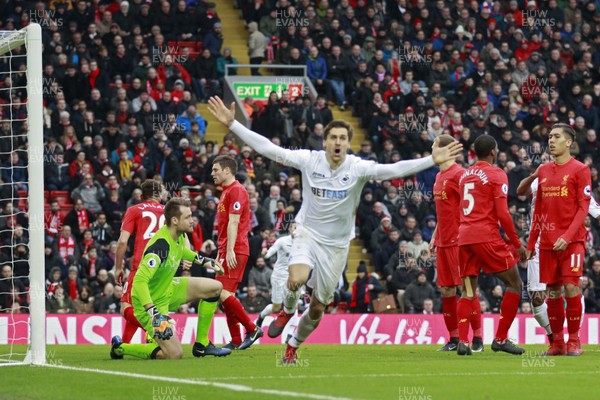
[{"xmin": 1, "ymin": 0, "xmax": 600, "ymax": 316}]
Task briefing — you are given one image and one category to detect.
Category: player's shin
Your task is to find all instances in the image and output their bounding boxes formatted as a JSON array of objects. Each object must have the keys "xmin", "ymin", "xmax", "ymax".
[
  {"xmin": 470, "ymin": 298, "xmax": 482, "ymax": 339},
  {"xmin": 283, "ymin": 287, "xmax": 301, "ymax": 314},
  {"xmin": 565, "ymin": 295, "xmax": 582, "ymax": 342},
  {"xmin": 119, "ymin": 343, "xmax": 161, "ymax": 359},
  {"xmin": 547, "ymin": 296, "xmax": 565, "ymax": 343},
  {"xmin": 259, "ymin": 303, "xmax": 273, "ymax": 320},
  {"xmin": 122, "ymin": 307, "xmax": 144, "ymax": 343},
  {"xmin": 457, "ymin": 298, "xmax": 472, "ymax": 344},
  {"xmin": 223, "ymin": 295, "xmax": 257, "ymax": 332},
  {"xmin": 494, "ymin": 291, "xmax": 520, "ymax": 342},
  {"xmin": 196, "ymin": 297, "xmax": 219, "ymax": 346},
  {"xmin": 533, "ymin": 302, "xmax": 552, "ymax": 335},
  {"xmin": 288, "ymin": 311, "xmax": 322, "ymax": 348},
  {"xmin": 441, "ymin": 296, "xmax": 458, "ymax": 338}
]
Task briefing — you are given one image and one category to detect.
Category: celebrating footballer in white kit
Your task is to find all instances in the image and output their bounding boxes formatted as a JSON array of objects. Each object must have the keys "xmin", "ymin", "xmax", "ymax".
[{"xmin": 207, "ymin": 96, "xmax": 462, "ymax": 364}]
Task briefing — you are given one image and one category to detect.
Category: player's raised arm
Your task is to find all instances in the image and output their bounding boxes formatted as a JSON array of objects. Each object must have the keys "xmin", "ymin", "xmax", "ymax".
[
  {"xmin": 207, "ymin": 96, "xmax": 307, "ymax": 169},
  {"xmin": 516, "ymin": 166, "xmax": 539, "ymax": 196},
  {"xmin": 364, "ymin": 137, "xmax": 462, "ymax": 181},
  {"xmin": 264, "ymin": 238, "xmax": 281, "ymax": 259}
]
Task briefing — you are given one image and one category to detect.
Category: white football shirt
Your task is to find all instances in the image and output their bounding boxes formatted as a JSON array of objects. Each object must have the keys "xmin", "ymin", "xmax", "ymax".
[
  {"xmin": 230, "ymin": 121, "xmax": 436, "ymax": 247},
  {"xmin": 265, "ymin": 234, "xmax": 293, "ymax": 274}
]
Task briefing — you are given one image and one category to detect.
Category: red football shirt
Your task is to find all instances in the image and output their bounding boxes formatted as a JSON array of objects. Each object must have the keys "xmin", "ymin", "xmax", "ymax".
[
  {"xmin": 433, "ymin": 163, "xmax": 464, "ymax": 247},
  {"xmin": 216, "ymin": 180, "xmax": 250, "ymax": 256},
  {"xmin": 458, "ymin": 161, "xmax": 520, "ymax": 247},
  {"xmin": 527, "ymin": 158, "xmax": 591, "ymax": 251},
  {"xmin": 120, "ymin": 201, "xmax": 165, "ymax": 270}
]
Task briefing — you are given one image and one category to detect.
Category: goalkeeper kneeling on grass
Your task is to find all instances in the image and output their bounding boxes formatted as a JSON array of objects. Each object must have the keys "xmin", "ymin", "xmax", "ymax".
[{"xmin": 111, "ymin": 198, "xmax": 231, "ymax": 359}]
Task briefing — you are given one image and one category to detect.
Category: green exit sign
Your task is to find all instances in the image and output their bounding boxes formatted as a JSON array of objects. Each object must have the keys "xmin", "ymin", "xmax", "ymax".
[{"xmin": 233, "ymin": 82, "xmax": 304, "ymax": 100}]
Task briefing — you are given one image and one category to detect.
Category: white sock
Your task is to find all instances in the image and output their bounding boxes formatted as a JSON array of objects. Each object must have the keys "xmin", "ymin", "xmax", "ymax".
[
  {"xmin": 259, "ymin": 304, "xmax": 273, "ymax": 319},
  {"xmin": 289, "ymin": 312, "xmax": 321, "ymax": 348},
  {"xmin": 533, "ymin": 303, "xmax": 552, "ymax": 335},
  {"xmin": 283, "ymin": 287, "xmax": 300, "ymax": 314},
  {"xmin": 288, "ymin": 311, "xmax": 301, "ymax": 332},
  {"xmin": 580, "ymin": 294, "xmax": 585, "ymax": 329}
]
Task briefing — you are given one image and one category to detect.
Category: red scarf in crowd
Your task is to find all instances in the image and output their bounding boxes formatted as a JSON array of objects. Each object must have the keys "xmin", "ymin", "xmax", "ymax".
[
  {"xmin": 68, "ymin": 280, "xmax": 78, "ymax": 300},
  {"xmin": 89, "ymin": 67, "xmax": 100, "ymax": 89},
  {"xmin": 77, "ymin": 210, "xmax": 89, "ymax": 231},
  {"xmin": 81, "ymin": 238, "xmax": 94, "ymax": 255},
  {"xmin": 350, "ymin": 275, "xmax": 372, "ymax": 308},
  {"xmin": 46, "ymin": 212, "xmax": 61, "ymax": 238},
  {"xmin": 58, "ymin": 235, "xmax": 76, "ymax": 262},
  {"xmin": 243, "ymin": 158, "xmax": 255, "ymax": 179},
  {"xmin": 87, "ymin": 256, "xmax": 97, "ymax": 279}
]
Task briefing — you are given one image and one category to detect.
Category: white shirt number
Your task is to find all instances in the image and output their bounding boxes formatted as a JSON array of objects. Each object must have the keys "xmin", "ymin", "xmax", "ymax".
[
  {"xmin": 142, "ymin": 211, "xmax": 166, "ymax": 240},
  {"xmin": 463, "ymin": 182, "xmax": 475, "ymax": 216}
]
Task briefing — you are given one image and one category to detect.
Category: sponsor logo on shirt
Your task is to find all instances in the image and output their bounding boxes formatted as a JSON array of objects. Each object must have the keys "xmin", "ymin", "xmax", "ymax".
[
  {"xmin": 312, "ymin": 171, "xmax": 326, "ymax": 178},
  {"xmin": 584, "ymin": 185, "xmax": 591, "ymax": 196},
  {"xmin": 311, "ymin": 186, "xmax": 348, "ymax": 200},
  {"xmin": 233, "ymin": 201, "xmax": 241, "ymax": 210}
]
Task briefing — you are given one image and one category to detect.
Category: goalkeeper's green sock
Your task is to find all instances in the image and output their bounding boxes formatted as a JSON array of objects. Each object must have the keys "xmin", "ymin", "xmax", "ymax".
[
  {"xmin": 120, "ymin": 343, "xmax": 161, "ymax": 359},
  {"xmin": 196, "ymin": 297, "xmax": 219, "ymax": 346}
]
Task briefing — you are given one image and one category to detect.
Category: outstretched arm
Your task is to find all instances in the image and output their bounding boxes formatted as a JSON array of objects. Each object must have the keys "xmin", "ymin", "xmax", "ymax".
[
  {"xmin": 516, "ymin": 167, "xmax": 539, "ymax": 196},
  {"xmin": 207, "ymin": 96, "xmax": 308, "ymax": 169}
]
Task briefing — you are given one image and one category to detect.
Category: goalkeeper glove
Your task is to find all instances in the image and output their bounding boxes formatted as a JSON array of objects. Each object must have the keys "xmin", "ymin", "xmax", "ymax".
[
  {"xmin": 147, "ymin": 306, "xmax": 174, "ymax": 340},
  {"xmin": 194, "ymin": 254, "xmax": 224, "ymax": 275}
]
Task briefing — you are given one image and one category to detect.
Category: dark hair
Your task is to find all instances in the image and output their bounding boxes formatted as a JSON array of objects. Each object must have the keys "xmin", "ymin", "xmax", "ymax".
[
  {"xmin": 324, "ymin": 120, "xmax": 354, "ymax": 141},
  {"xmin": 141, "ymin": 179, "xmax": 163, "ymax": 201},
  {"xmin": 213, "ymin": 155, "xmax": 238, "ymax": 175},
  {"xmin": 164, "ymin": 197, "xmax": 191, "ymax": 227},
  {"xmin": 550, "ymin": 122, "xmax": 576, "ymax": 141},
  {"xmin": 437, "ymin": 134, "xmax": 455, "ymax": 148},
  {"xmin": 474, "ymin": 135, "xmax": 497, "ymax": 159}
]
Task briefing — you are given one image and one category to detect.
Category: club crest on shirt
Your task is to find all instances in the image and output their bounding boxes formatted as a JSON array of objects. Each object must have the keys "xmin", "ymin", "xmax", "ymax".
[
  {"xmin": 340, "ymin": 173, "xmax": 351, "ymax": 184},
  {"xmin": 562, "ymin": 175, "xmax": 569, "ymax": 184}
]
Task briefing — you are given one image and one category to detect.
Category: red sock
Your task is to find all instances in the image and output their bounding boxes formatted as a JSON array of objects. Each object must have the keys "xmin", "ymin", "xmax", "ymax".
[
  {"xmin": 495, "ymin": 291, "xmax": 520, "ymax": 342},
  {"xmin": 547, "ymin": 297, "xmax": 565, "ymax": 343},
  {"xmin": 122, "ymin": 307, "xmax": 143, "ymax": 344},
  {"xmin": 441, "ymin": 296, "xmax": 458, "ymax": 338},
  {"xmin": 224, "ymin": 304, "xmax": 242, "ymax": 345},
  {"xmin": 565, "ymin": 295, "xmax": 582, "ymax": 342},
  {"xmin": 223, "ymin": 296, "xmax": 257, "ymax": 334},
  {"xmin": 457, "ymin": 298, "xmax": 473, "ymax": 344},
  {"xmin": 470, "ymin": 297, "xmax": 482, "ymax": 338}
]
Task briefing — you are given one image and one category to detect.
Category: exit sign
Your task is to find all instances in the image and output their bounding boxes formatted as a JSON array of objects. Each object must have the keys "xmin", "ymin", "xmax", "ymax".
[{"xmin": 233, "ymin": 82, "xmax": 304, "ymax": 100}]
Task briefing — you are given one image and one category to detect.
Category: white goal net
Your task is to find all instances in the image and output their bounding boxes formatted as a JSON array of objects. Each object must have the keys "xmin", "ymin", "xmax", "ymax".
[{"xmin": 0, "ymin": 23, "xmax": 45, "ymax": 366}]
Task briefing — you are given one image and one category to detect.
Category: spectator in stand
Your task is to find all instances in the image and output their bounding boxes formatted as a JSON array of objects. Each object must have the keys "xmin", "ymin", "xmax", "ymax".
[
  {"xmin": 90, "ymin": 212, "xmax": 113, "ymax": 252},
  {"xmin": 190, "ymin": 49, "xmax": 219, "ymax": 103},
  {"xmin": 247, "ymin": 21, "xmax": 266, "ymax": 76},
  {"xmin": 64, "ymin": 198, "xmax": 95, "ymax": 242},
  {"xmin": 177, "ymin": 104, "xmax": 207, "ymax": 135},
  {"xmin": 74, "ymin": 286, "xmax": 94, "ymax": 313},
  {"xmin": 47, "ymin": 285, "xmax": 76, "ymax": 314},
  {"xmin": 203, "ymin": 22, "xmax": 224, "ymax": 58},
  {"xmin": 248, "ymin": 256, "xmax": 272, "ymax": 298},
  {"xmin": 44, "ymin": 200, "xmax": 64, "ymax": 243},
  {"xmin": 404, "ymin": 272, "xmax": 436, "ymax": 314},
  {"xmin": 62, "ymin": 266, "xmax": 83, "ymax": 301},
  {"xmin": 350, "ymin": 262, "xmax": 383, "ymax": 313},
  {"xmin": 71, "ymin": 174, "xmax": 105, "ymax": 213},
  {"xmin": 241, "ymin": 285, "xmax": 268, "ymax": 314}
]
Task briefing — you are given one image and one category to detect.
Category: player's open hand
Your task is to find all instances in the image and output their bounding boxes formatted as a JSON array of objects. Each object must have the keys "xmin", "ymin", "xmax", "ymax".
[
  {"xmin": 553, "ymin": 237, "xmax": 568, "ymax": 252},
  {"xmin": 431, "ymin": 137, "xmax": 463, "ymax": 165},
  {"xmin": 207, "ymin": 96, "xmax": 235, "ymax": 127},
  {"xmin": 210, "ymin": 259, "xmax": 225, "ymax": 275},
  {"xmin": 429, "ymin": 237, "xmax": 436, "ymax": 255},
  {"xmin": 226, "ymin": 249, "xmax": 238, "ymax": 269},
  {"xmin": 147, "ymin": 306, "xmax": 175, "ymax": 341}
]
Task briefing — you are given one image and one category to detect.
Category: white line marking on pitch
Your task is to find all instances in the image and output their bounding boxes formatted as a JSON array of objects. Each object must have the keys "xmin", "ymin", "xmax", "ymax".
[
  {"xmin": 215, "ymin": 370, "xmax": 600, "ymax": 381},
  {"xmin": 41, "ymin": 364, "xmax": 353, "ymax": 400}
]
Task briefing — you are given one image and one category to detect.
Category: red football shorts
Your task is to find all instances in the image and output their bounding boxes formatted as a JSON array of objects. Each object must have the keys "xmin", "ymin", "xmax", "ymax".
[
  {"xmin": 436, "ymin": 246, "xmax": 461, "ymax": 287},
  {"xmin": 539, "ymin": 242, "xmax": 584, "ymax": 286},
  {"xmin": 216, "ymin": 254, "xmax": 249, "ymax": 292},
  {"xmin": 120, "ymin": 267, "xmax": 137, "ymax": 304},
  {"xmin": 459, "ymin": 241, "xmax": 515, "ymax": 278}
]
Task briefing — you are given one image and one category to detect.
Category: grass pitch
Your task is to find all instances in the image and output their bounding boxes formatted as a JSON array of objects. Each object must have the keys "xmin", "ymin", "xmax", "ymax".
[{"xmin": 2, "ymin": 344, "xmax": 599, "ymax": 400}]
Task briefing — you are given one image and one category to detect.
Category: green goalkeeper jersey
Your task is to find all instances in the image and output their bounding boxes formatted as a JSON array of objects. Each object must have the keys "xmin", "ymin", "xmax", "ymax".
[{"xmin": 132, "ymin": 225, "xmax": 197, "ymax": 308}]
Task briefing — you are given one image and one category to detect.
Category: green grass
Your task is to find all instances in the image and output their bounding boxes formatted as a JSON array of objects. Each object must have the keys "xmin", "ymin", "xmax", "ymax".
[{"xmin": 1, "ymin": 344, "xmax": 599, "ymax": 400}]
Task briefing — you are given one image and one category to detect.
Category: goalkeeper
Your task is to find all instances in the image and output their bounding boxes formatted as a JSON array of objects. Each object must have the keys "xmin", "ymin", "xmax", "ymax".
[{"xmin": 111, "ymin": 198, "xmax": 230, "ymax": 359}]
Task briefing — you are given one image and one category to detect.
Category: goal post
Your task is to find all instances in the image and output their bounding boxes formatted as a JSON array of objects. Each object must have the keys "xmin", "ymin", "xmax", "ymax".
[
  {"xmin": 26, "ymin": 22, "xmax": 46, "ymax": 366},
  {"xmin": 0, "ymin": 23, "xmax": 45, "ymax": 365}
]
